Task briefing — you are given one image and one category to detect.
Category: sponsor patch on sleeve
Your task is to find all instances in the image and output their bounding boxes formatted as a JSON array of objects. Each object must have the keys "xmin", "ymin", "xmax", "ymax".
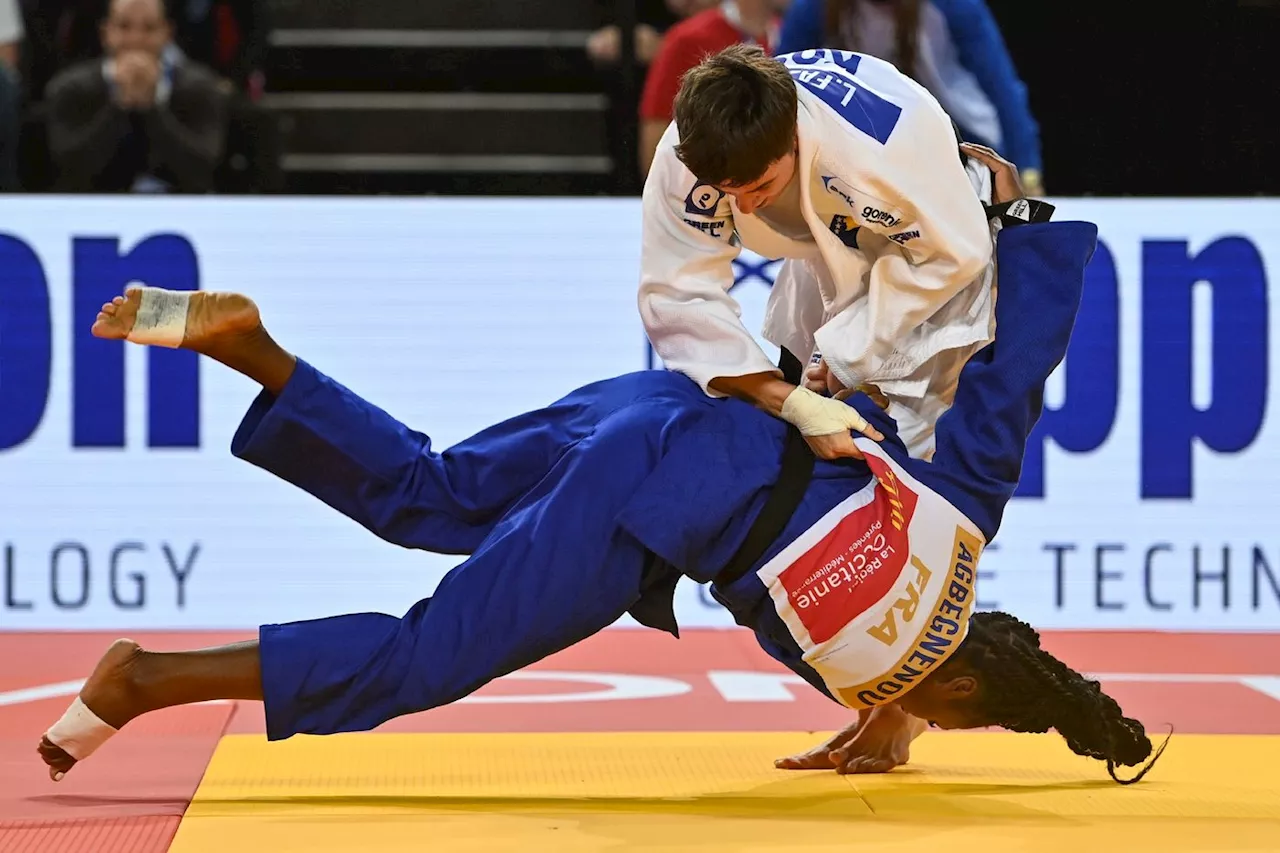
[
  {"xmin": 684, "ymin": 183, "xmax": 726, "ymax": 216},
  {"xmin": 683, "ymin": 218, "xmax": 729, "ymax": 239},
  {"xmin": 680, "ymin": 182, "xmax": 732, "ymax": 240}
]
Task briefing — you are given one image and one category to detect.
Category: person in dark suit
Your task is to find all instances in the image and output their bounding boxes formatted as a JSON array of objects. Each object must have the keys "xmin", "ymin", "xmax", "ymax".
[{"xmin": 45, "ymin": 0, "xmax": 228, "ymax": 193}]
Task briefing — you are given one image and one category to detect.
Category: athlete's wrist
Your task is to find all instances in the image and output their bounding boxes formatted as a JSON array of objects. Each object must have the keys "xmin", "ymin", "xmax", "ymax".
[{"xmin": 708, "ymin": 371, "xmax": 794, "ymax": 417}]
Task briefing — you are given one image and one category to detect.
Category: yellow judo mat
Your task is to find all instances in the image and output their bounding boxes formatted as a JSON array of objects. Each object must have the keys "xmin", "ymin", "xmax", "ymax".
[{"xmin": 169, "ymin": 732, "xmax": 1280, "ymax": 852}]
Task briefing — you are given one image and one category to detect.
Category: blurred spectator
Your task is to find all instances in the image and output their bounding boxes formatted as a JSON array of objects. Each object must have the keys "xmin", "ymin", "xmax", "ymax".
[
  {"xmin": 22, "ymin": 0, "xmax": 264, "ymax": 100},
  {"xmin": 777, "ymin": 0, "xmax": 1043, "ymax": 193},
  {"xmin": 587, "ymin": 0, "xmax": 716, "ymax": 67},
  {"xmin": 637, "ymin": 0, "xmax": 789, "ymax": 179},
  {"xmin": 595, "ymin": 1, "xmax": 718, "ymax": 194},
  {"xmin": 0, "ymin": 0, "xmax": 21, "ymax": 190},
  {"xmin": 46, "ymin": 0, "xmax": 229, "ymax": 193}
]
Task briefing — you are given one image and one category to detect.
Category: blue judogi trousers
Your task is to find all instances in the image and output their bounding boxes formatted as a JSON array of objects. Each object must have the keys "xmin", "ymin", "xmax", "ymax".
[{"xmin": 234, "ymin": 369, "xmax": 736, "ymax": 740}]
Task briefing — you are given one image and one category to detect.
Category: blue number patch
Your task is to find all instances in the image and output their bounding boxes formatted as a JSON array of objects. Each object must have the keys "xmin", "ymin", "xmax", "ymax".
[{"xmin": 778, "ymin": 50, "xmax": 901, "ymax": 145}]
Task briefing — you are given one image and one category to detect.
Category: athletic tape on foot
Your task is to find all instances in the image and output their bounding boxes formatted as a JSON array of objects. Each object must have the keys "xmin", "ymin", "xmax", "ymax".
[
  {"xmin": 127, "ymin": 286, "xmax": 190, "ymax": 348},
  {"xmin": 45, "ymin": 696, "xmax": 118, "ymax": 763}
]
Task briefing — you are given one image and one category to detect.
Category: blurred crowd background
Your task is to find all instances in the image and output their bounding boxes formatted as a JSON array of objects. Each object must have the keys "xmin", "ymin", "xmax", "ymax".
[{"xmin": 2, "ymin": 0, "xmax": 1276, "ymax": 199}]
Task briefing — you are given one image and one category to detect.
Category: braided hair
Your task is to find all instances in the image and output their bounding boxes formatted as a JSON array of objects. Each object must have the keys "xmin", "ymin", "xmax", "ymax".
[{"xmin": 947, "ymin": 611, "xmax": 1171, "ymax": 784}]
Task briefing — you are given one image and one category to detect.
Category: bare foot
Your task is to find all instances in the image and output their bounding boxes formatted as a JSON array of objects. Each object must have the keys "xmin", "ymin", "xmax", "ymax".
[
  {"xmin": 38, "ymin": 639, "xmax": 151, "ymax": 782},
  {"xmin": 90, "ymin": 286, "xmax": 261, "ymax": 353}
]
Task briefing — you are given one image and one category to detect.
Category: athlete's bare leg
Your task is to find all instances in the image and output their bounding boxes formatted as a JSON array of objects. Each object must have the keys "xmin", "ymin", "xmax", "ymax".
[
  {"xmin": 38, "ymin": 639, "xmax": 263, "ymax": 781},
  {"xmin": 40, "ymin": 286, "xmax": 287, "ymax": 782}
]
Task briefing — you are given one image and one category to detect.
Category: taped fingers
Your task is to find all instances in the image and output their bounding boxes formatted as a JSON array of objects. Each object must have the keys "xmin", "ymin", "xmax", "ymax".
[{"xmin": 780, "ymin": 386, "xmax": 884, "ymax": 441}]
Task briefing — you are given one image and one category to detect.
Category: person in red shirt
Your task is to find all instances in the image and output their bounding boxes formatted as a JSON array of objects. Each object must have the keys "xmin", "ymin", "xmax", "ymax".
[{"xmin": 638, "ymin": 0, "xmax": 789, "ymax": 178}]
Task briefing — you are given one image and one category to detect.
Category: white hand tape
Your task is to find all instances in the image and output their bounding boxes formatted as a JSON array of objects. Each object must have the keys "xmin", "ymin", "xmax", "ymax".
[{"xmin": 779, "ymin": 385, "xmax": 872, "ymax": 437}]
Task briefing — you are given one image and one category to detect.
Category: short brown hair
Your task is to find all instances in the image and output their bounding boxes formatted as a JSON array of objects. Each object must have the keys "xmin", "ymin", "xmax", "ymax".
[{"xmin": 672, "ymin": 44, "xmax": 798, "ymax": 187}]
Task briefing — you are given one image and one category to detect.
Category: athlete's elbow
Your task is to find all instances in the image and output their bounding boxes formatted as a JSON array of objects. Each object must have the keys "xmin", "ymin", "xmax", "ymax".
[
  {"xmin": 636, "ymin": 279, "xmax": 669, "ymax": 317},
  {"xmin": 636, "ymin": 279, "xmax": 691, "ymax": 333}
]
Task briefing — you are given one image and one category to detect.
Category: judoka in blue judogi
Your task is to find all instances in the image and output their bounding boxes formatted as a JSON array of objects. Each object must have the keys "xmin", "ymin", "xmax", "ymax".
[{"xmin": 42, "ymin": 217, "xmax": 1165, "ymax": 786}]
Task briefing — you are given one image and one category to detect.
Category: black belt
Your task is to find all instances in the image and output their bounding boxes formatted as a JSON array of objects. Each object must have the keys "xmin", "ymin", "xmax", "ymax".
[
  {"xmin": 713, "ymin": 349, "xmax": 817, "ymax": 586},
  {"xmin": 951, "ymin": 120, "xmax": 1057, "ymax": 226}
]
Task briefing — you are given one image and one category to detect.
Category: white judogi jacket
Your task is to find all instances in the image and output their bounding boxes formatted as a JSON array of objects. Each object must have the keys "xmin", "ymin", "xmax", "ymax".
[{"xmin": 639, "ymin": 49, "xmax": 998, "ymax": 456}]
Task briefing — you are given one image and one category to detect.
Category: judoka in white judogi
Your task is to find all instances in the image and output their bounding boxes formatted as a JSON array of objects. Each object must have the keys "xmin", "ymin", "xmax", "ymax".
[{"xmin": 640, "ymin": 48, "xmax": 998, "ymax": 457}]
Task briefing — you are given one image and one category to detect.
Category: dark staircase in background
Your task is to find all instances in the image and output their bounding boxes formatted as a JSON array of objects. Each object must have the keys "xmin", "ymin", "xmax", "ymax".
[{"xmin": 263, "ymin": 0, "xmax": 631, "ymax": 195}]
